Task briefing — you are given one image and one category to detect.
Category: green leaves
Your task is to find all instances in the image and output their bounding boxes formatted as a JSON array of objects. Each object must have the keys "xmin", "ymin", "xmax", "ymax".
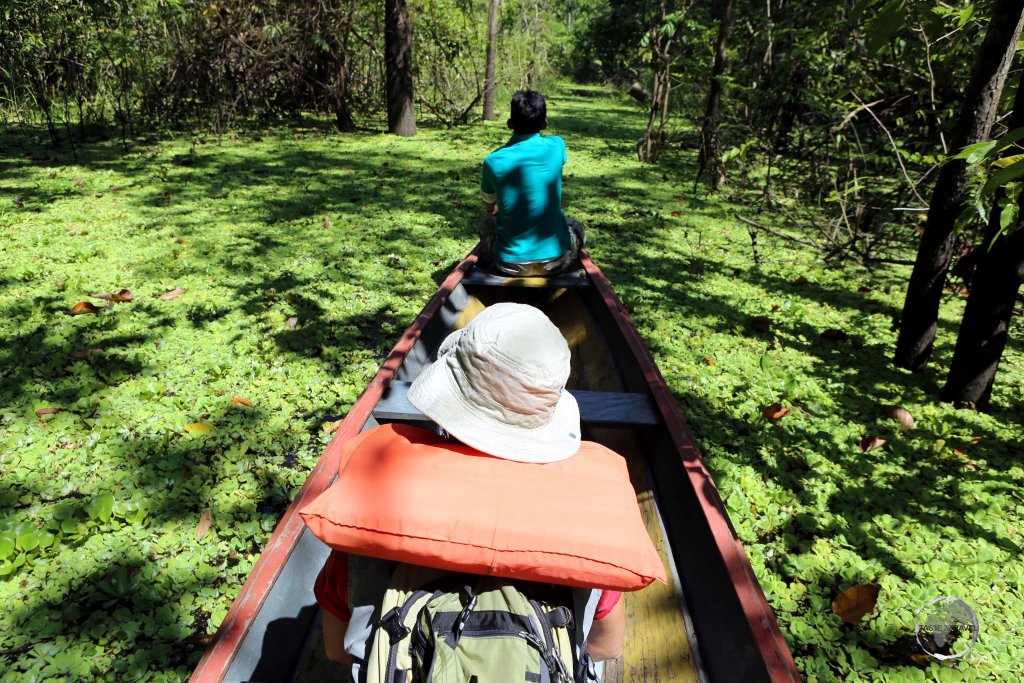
[
  {"xmin": 952, "ymin": 127, "xmax": 1024, "ymax": 164},
  {"xmin": 953, "ymin": 127, "xmax": 1024, "ymax": 239},
  {"xmin": 865, "ymin": 0, "xmax": 907, "ymax": 55},
  {"xmin": 86, "ymin": 493, "xmax": 116, "ymax": 522},
  {"xmin": 980, "ymin": 158, "xmax": 1024, "ymax": 199},
  {"xmin": 0, "ymin": 521, "xmax": 56, "ymax": 575},
  {"xmin": 16, "ymin": 529, "xmax": 39, "ymax": 551}
]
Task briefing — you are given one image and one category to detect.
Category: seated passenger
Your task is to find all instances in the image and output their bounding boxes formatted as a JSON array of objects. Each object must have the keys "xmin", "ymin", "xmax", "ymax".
[
  {"xmin": 307, "ymin": 304, "xmax": 656, "ymax": 681},
  {"xmin": 479, "ymin": 91, "xmax": 585, "ymax": 276}
]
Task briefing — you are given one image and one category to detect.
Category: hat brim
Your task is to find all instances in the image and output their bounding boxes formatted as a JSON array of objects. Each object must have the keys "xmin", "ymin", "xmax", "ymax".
[{"xmin": 407, "ymin": 341, "xmax": 581, "ymax": 463}]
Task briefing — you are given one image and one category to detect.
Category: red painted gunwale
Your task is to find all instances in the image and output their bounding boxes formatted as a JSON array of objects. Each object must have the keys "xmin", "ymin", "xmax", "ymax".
[
  {"xmin": 189, "ymin": 250, "xmax": 480, "ymax": 682},
  {"xmin": 579, "ymin": 250, "xmax": 800, "ymax": 681}
]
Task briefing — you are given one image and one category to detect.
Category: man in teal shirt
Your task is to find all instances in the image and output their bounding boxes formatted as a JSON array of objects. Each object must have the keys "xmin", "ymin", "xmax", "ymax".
[{"xmin": 480, "ymin": 91, "xmax": 584, "ymax": 275}]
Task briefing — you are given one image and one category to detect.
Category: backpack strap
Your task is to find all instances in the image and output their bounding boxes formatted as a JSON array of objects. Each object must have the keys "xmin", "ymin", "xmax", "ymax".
[
  {"xmin": 571, "ymin": 588, "xmax": 602, "ymax": 683},
  {"xmin": 526, "ymin": 598, "xmax": 575, "ymax": 683}
]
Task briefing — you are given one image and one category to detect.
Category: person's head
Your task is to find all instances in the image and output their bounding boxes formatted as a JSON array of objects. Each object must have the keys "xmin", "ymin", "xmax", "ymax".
[
  {"xmin": 407, "ymin": 303, "xmax": 580, "ymax": 462},
  {"xmin": 507, "ymin": 90, "xmax": 548, "ymax": 134}
]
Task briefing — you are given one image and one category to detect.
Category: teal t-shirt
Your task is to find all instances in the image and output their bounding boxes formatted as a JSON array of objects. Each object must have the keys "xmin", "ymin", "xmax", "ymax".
[{"xmin": 481, "ymin": 133, "xmax": 570, "ymax": 263}]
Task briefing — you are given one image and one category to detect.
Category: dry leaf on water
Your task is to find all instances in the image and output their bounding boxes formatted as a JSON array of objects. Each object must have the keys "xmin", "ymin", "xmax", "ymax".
[
  {"xmin": 763, "ymin": 403, "xmax": 789, "ymax": 421},
  {"xmin": 882, "ymin": 405, "xmax": 915, "ymax": 430},
  {"xmin": 324, "ymin": 419, "xmax": 345, "ymax": 433},
  {"xmin": 231, "ymin": 396, "xmax": 254, "ymax": 407},
  {"xmin": 859, "ymin": 436, "xmax": 887, "ymax": 452},
  {"xmin": 196, "ymin": 509, "xmax": 212, "ymax": 541},
  {"xmin": 704, "ymin": 355, "xmax": 715, "ymax": 366},
  {"xmin": 35, "ymin": 406, "xmax": 64, "ymax": 417},
  {"xmin": 750, "ymin": 316, "xmax": 772, "ymax": 332},
  {"xmin": 160, "ymin": 288, "xmax": 187, "ymax": 300},
  {"xmin": 832, "ymin": 583, "xmax": 880, "ymax": 623},
  {"xmin": 285, "ymin": 317, "xmax": 299, "ymax": 329},
  {"xmin": 70, "ymin": 301, "xmax": 100, "ymax": 315},
  {"xmin": 183, "ymin": 422, "xmax": 215, "ymax": 436},
  {"xmin": 91, "ymin": 289, "xmax": 133, "ymax": 302}
]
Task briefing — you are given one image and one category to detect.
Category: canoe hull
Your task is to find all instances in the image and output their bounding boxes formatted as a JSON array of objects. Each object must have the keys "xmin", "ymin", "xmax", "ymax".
[{"xmin": 191, "ymin": 247, "xmax": 799, "ymax": 682}]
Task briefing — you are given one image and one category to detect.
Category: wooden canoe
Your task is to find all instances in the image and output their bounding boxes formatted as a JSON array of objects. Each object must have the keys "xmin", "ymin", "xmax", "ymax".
[{"xmin": 190, "ymin": 247, "xmax": 800, "ymax": 683}]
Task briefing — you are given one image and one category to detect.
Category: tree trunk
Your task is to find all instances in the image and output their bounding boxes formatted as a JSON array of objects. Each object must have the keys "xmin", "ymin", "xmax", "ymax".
[
  {"xmin": 483, "ymin": 0, "xmax": 499, "ymax": 121},
  {"xmin": 941, "ymin": 70, "xmax": 1024, "ymax": 408},
  {"xmin": 334, "ymin": 0, "xmax": 357, "ymax": 132},
  {"xmin": 697, "ymin": 0, "xmax": 735, "ymax": 190},
  {"xmin": 384, "ymin": 0, "xmax": 416, "ymax": 136},
  {"xmin": 638, "ymin": 0, "xmax": 674, "ymax": 163},
  {"xmin": 940, "ymin": 217, "xmax": 1024, "ymax": 407},
  {"xmin": 894, "ymin": 0, "xmax": 1024, "ymax": 371}
]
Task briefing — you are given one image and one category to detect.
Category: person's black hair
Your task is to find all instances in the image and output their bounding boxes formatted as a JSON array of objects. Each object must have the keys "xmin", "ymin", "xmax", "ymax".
[{"xmin": 507, "ymin": 90, "xmax": 547, "ymax": 134}]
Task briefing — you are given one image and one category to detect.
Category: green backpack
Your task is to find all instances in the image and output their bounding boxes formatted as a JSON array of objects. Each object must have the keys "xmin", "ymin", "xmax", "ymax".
[{"xmin": 364, "ymin": 564, "xmax": 592, "ymax": 683}]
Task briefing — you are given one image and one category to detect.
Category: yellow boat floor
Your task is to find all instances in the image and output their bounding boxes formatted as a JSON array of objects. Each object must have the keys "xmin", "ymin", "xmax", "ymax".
[
  {"xmin": 544, "ymin": 287, "xmax": 701, "ymax": 682},
  {"xmin": 602, "ymin": 428, "xmax": 700, "ymax": 683}
]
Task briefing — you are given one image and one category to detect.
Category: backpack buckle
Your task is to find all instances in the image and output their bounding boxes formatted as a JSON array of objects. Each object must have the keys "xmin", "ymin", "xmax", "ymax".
[{"xmin": 379, "ymin": 606, "xmax": 411, "ymax": 641}]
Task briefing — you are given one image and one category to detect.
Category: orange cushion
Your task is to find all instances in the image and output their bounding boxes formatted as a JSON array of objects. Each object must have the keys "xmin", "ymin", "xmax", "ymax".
[{"xmin": 300, "ymin": 423, "xmax": 666, "ymax": 591}]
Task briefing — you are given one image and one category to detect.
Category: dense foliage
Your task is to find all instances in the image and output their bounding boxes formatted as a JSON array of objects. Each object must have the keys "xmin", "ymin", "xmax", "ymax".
[
  {"xmin": 572, "ymin": 1, "xmax": 994, "ymax": 239},
  {"xmin": 2, "ymin": 86, "xmax": 1022, "ymax": 681},
  {"xmin": 0, "ymin": 0, "xmax": 578, "ymax": 134}
]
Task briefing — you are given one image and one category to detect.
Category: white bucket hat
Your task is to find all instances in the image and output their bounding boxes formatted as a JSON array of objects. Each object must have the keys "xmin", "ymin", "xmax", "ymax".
[{"xmin": 407, "ymin": 303, "xmax": 581, "ymax": 462}]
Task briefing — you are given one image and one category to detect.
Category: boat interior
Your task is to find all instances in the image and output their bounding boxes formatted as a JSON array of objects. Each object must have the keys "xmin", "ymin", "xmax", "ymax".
[{"xmin": 217, "ymin": 263, "xmax": 786, "ymax": 683}]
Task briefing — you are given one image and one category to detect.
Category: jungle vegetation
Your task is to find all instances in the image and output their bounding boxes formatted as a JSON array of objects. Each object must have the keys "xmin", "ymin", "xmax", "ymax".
[{"xmin": 2, "ymin": 0, "xmax": 1022, "ymax": 680}]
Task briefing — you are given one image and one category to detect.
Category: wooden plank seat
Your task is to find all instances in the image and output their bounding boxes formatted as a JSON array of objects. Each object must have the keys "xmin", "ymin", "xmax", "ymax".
[{"xmin": 372, "ymin": 380, "xmax": 660, "ymax": 427}]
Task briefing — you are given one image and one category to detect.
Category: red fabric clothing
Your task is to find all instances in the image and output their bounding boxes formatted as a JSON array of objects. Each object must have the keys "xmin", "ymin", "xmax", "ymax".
[
  {"xmin": 594, "ymin": 587, "xmax": 622, "ymax": 620},
  {"xmin": 314, "ymin": 549, "xmax": 621, "ymax": 622},
  {"xmin": 314, "ymin": 549, "xmax": 352, "ymax": 622}
]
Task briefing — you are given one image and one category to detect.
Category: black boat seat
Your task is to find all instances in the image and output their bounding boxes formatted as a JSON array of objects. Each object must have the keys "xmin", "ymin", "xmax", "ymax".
[
  {"xmin": 460, "ymin": 267, "xmax": 592, "ymax": 288},
  {"xmin": 373, "ymin": 380, "xmax": 660, "ymax": 427}
]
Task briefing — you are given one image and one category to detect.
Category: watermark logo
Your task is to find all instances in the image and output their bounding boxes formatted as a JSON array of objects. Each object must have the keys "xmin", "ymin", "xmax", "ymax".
[{"xmin": 914, "ymin": 597, "xmax": 979, "ymax": 661}]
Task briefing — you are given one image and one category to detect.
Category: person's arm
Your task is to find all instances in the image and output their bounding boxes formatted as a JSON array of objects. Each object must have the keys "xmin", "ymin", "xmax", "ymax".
[
  {"xmin": 322, "ymin": 611, "xmax": 354, "ymax": 665},
  {"xmin": 481, "ymin": 159, "xmax": 499, "ymax": 216},
  {"xmin": 586, "ymin": 596, "xmax": 626, "ymax": 661},
  {"xmin": 314, "ymin": 550, "xmax": 354, "ymax": 664}
]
